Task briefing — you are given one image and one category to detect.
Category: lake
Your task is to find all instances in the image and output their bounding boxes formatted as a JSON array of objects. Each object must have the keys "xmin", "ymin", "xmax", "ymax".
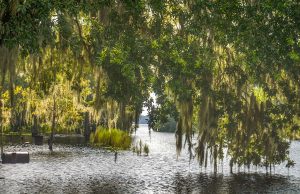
[{"xmin": 0, "ymin": 124, "xmax": 300, "ymax": 193}]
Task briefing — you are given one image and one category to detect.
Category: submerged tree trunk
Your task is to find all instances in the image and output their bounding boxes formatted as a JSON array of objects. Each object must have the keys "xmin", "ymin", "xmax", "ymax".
[
  {"xmin": 0, "ymin": 128, "xmax": 3, "ymax": 160},
  {"xmin": 48, "ymin": 97, "xmax": 56, "ymax": 151},
  {"xmin": 0, "ymin": 100, "xmax": 3, "ymax": 160},
  {"xmin": 0, "ymin": 63, "xmax": 4, "ymax": 160},
  {"xmin": 32, "ymin": 114, "xmax": 38, "ymax": 136},
  {"xmin": 84, "ymin": 111, "xmax": 90, "ymax": 142},
  {"xmin": 0, "ymin": 46, "xmax": 8, "ymax": 159}
]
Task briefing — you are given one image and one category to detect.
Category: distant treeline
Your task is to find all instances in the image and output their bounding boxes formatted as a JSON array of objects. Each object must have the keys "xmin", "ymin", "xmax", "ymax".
[{"xmin": 139, "ymin": 115, "xmax": 176, "ymax": 133}]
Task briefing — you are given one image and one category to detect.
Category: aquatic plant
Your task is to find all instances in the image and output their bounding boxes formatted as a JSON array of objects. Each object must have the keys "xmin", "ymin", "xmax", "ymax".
[
  {"xmin": 90, "ymin": 127, "xmax": 131, "ymax": 150},
  {"xmin": 132, "ymin": 139, "xmax": 150, "ymax": 156}
]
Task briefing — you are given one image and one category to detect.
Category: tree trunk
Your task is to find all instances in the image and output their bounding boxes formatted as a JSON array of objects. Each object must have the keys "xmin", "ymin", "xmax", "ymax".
[
  {"xmin": 0, "ymin": 105, "xmax": 3, "ymax": 160},
  {"xmin": 0, "ymin": 70, "xmax": 5, "ymax": 159},
  {"xmin": 134, "ymin": 107, "xmax": 139, "ymax": 132},
  {"xmin": 84, "ymin": 111, "xmax": 90, "ymax": 142},
  {"xmin": 117, "ymin": 102, "xmax": 126, "ymax": 130},
  {"xmin": 48, "ymin": 97, "xmax": 56, "ymax": 151},
  {"xmin": 33, "ymin": 115, "xmax": 38, "ymax": 136}
]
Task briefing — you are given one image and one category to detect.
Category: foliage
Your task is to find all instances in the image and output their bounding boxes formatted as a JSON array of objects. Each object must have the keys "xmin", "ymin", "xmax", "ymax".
[
  {"xmin": 0, "ymin": 0, "xmax": 299, "ymax": 172},
  {"xmin": 155, "ymin": 117, "xmax": 177, "ymax": 133}
]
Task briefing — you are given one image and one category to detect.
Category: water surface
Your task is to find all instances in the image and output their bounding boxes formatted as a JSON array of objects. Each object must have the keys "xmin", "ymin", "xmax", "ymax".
[{"xmin": 1, "ymin": 125, "xmax": 300, "ymax": 193}]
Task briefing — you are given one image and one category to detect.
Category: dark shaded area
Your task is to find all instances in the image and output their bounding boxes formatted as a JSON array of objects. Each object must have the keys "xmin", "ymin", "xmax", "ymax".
[
  {"xmin": 33, "ymin": 135, "xmax": 43, "ymax": 145},
  {"xmin": 174, "ymin": 172, "xmax": 299, "ymax": 194},
  {"xmin": 1, "ymin": 134, "xmax": 86, "ymax": 146},
  {"xmin": 2, "ymin": 152, "xmax": 29, "ymax": 164}
]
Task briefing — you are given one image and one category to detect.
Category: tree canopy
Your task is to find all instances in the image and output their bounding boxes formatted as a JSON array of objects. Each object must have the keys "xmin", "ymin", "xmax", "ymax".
[{"xmin": 0, "ymin": 0, "xmax": 299, "ymax": 172}]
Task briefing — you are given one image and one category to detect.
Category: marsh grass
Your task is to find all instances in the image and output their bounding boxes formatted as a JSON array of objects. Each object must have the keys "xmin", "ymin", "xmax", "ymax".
[
  {"xmin": 90, "ymin": 128, "xmax": 131, "ymax": 150},
  {"xmin": 132, "ymin": 139, "xmax": 150, "ymax": 156}
]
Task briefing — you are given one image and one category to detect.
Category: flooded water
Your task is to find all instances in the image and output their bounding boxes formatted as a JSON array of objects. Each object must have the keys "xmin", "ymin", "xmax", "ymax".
[{"xmin": 1, "ymin": 125, "xmax": 300, "ymax": 193}]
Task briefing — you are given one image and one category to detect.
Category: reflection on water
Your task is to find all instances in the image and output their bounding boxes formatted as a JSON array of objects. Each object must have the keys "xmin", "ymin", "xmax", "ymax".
[
  {"xmin": 1, "ymin": 134, "xmax": 85, "ymax": 145},
  {"xmin": 1, "ymin": 125, "xmax": 300, "ymax": 193},
  {"xmin": 174, "ymin": 173, "xmax": 300, "ymax": 194}
]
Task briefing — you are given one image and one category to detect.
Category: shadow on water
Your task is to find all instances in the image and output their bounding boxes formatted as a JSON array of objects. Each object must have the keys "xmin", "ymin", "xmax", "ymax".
[
  {"xmin": 35, "ymin": 150, "xmax": 73, "ymax": 158},
  {"xmin": 25, "ymin": 176, "xmax": 134, "ymax": 194},
  {"xmin": 174, "ymin": 172, "xmax": 299, "ymax": 194}
]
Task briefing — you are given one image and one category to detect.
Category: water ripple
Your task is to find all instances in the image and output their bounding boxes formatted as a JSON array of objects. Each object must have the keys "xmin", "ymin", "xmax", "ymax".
[{"xmin": 0, "ymin": 125, "xmax": 300, "ymax": 193}]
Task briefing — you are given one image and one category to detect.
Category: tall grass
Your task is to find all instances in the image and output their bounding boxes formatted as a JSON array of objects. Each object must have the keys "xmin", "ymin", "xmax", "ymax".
[
  {"xmin": 132, "ymin": 139, "xmax": 150, "ymax": 156},
  {"xmin": 90, "ymin": 127, "xmax": 131, "ymax": 150}
]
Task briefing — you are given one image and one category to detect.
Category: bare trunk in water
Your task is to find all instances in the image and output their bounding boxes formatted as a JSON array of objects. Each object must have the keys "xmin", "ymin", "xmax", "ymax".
[
  {"xmin": 32, "ymin": 114, "xmax": 38, "ymax": 136},
  {"xmin": 0, "ymin": 125, "xmax": 3, "ymax": 160},
  {"xmin": 84, "ymin": 112, "xmax": 90, "ymax": 141},
  {"xmin": 0, "ymin": 115, "xmax": 3, "ymax": 160},
  {"xmin": 48, "ymin": 97, "xmax": 56, "ymax": 151},
  {"xmin": 0, "ymin": 70, "xmax": 5, "ymax": 159}
]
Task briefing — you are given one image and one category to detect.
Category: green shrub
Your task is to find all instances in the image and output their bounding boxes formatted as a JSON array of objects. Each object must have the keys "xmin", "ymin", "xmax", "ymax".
[{"xmin": 90, "ymin": 127, "xmax": 131, "ymax": 150}]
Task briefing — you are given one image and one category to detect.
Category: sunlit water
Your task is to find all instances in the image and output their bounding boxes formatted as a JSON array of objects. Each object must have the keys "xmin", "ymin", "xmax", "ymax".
[{"xmin": 0, "ymin": 125, "xmax": 300, "ymax": 193}]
